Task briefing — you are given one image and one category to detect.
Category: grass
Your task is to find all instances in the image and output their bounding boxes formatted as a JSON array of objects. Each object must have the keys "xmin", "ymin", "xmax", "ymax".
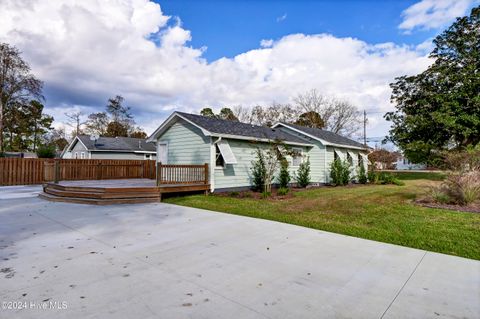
[
  {"xmin": 165, "ymin": 176, "xmax": 480, "ymax": 260},
  {"xmin": 390, "ymin": 171, "xmax": 446, "ymax": 181}
]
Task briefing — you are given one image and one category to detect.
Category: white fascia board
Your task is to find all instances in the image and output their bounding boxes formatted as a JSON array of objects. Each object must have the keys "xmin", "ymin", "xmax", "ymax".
[
  {"xmin": 272, "ymin": 122, "xmax": 368, "ymax": 151},
  {"xmin": 90, "ymin": 150, "xmax": 155, "ymax": 153},
  {"xmin": 66, "ymin": 136, "xmax": 87, "ymax": 152},
  {"xmin": 147, "ymin": 112, "xmax": 211, "ymax": 142}
]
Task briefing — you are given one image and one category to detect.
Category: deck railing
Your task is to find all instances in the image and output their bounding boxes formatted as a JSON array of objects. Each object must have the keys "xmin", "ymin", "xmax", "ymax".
[{"xmin": 156, "ymin": 163, "xmax": 209, "ymax": 186}]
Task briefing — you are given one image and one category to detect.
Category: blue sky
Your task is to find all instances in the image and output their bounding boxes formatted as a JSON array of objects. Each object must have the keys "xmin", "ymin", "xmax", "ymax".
[{"xmin": 159, "ymin": 0, "xmax": 438, "ymax": 62}]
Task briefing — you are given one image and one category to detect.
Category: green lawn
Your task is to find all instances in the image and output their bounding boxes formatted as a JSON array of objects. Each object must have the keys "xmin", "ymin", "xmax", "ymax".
[
  {"xmin": 165, "ymin": 177, "xmax": 480, "ymax": 260},
  {"xmin": 390, "ymin": 171, "xmax": 446, "ymax": 181}
]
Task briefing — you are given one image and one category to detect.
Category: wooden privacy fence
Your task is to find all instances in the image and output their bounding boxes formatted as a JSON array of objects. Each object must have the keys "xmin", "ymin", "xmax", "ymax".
[
  {"xmin": 156, "ymin": 163, "xmax": 209, "ymax": 186},
  {"xmin": 0, "ymin": 158, "xmax": 156, "ymax": 186}
]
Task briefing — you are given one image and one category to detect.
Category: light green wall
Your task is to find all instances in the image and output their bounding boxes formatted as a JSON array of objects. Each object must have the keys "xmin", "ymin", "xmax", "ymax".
[
  {"xmin": 158, "ymin": 119, "xmax": 210, "ymax": 165},
  {"xmin": 214, "ymin": 139, "xmax": 309, "ymax": 190},
  {"xmin": 277, "ymin": 127, "xmax": 327, "ymax": 183}
]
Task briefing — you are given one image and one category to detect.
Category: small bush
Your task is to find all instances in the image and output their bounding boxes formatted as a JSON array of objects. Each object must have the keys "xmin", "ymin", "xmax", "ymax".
[
  {"xmin": 278, "ymin": 159, "xmax": 291, "ymax": 188},
  {"xmin": 229, "ymin": 191, "xmax": 240, "ymax": 197},
  {"xmin": 443, "ymin": 171, "xmax": 480, "ymax": 205},
  {"xmin": 428, "ymin": 186, "xmax": 451, "ymax": 204},
  {"xmin": 330, "ymin": 159, "xmax": 350, "ymax": 186},
  {"xmin": 36, "ymin": 145, "xmax": 56, "ymax": 158},
  {"xmin": 367, "ymin": 170, "xmax": 378, "ymax": 184},
  {"xmin": 295, "ymin": 157, "xmax": 311, "ymax": 188},
  {"xmin": 358, "ymin": 164, "xmax": 367, "ymax": 184},
  {"xmin": 277, "ymin": 187, "xmax": 289, "ymax": 196},
  {"xmin": 251, "ymin": 149, "xmax": 266, "ymax": 191},
  {"xmin": 261, "ymin": 191, "xmax": 271, "ymax": 199}
]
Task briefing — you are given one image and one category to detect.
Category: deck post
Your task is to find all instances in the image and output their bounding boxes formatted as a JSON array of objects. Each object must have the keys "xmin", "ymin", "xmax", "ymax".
[
  {"xmin": 54, "ymin": 160, "xmax": 60, "ymax": 184},
  {"xmin": 204, "ymin": 163, "xmax": 209, "ymax": 195},
  {"xmin": 156, "ymin": 162, "xmax": 162, "ymax": 187}
]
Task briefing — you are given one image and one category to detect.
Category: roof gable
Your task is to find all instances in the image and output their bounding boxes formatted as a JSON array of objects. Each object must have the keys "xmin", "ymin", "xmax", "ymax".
[
  {"xmin": 274, "ymin": 122, "xmax": 368, "ymax": 150},
  {"xmin": 73, "ymin": 136, "xmax": 155, "ymax": 152},
  {"xmin": 149, "ymin": 112, "xmax": 312, "ymax": 146}
]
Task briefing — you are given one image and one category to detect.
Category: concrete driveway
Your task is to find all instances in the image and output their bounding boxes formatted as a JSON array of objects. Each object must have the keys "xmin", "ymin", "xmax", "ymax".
[{"xmin": 0, "ymin": 187, "xmax": 479, "ymax": 318}]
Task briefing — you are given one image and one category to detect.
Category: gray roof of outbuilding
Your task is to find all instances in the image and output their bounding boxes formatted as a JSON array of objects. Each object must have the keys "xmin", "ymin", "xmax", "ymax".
[
  {"xmin": 176, "ymin": 112, "xmax": 310, "ymax": 145},
  {"xmin": 76, "ymin": 135, "xmax": 156, "ymax": 152},
  {"xmin": 280, "ymin": 123, "xmax": 367, "ymax": 149}
]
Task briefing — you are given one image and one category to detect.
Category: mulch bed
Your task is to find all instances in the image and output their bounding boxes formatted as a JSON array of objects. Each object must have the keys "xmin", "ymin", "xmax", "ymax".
[{"xmin": 415, "ymin": 200, "xmax": 480, "ymax": 214}]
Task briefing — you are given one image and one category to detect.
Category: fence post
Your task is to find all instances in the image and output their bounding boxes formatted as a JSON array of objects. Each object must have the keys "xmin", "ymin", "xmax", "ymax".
[{"xmin": 54, "ymin": 161, "xmax": 60, "ymax": 184}]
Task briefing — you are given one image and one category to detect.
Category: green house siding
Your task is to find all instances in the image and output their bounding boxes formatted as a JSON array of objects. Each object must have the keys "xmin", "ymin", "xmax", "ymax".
[
  {"xmin": 158, "ymin": 119, "xmax": 210, "ymax": 165},
  {"xmin": 277, "ymin": 127, "xmax": 327, "ymax": 183},
  {"xmin": 214, "ymin": 139, "xmax": 309, "ymax": 190}
]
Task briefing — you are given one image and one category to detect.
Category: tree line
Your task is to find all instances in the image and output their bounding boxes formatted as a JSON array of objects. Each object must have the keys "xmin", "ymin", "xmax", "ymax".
[
  {"xmin": 0, "ymin": 43, "xmax": 147, "ymax": 156},
  {"xmin": 200, "ymin": 89, "xmax": 362, "ymax": 138}
]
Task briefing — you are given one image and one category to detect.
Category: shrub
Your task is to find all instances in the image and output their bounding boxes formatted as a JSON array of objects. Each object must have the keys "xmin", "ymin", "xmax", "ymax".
[
  {"xmin": 427, "ymin": 186, "xmax": 452, "ymax": 204},
  {"xmin": 277, "ymin": 187, "xmax": 289, "ymax": 196},
  {"xmin": 295, "ymin": 157, "xmax": 311, "ymax": 187},
  {"xmin": 358, "ymin": 164, "xmax": 367, "ymax": 184},
  {"xmin": 278, "ymin": 159, "xmax": 291, "ymax": 188},
  {"xmin": 229, "ymin": 191, "xmax": 240, "ymax": 197},
  {"xmin": 36, "ymin": 145, "xmax": 56, "ymax": 158},
  {"xmin": 261, "ymin": 191, "xmax": 271, "ymax": 199},
  {"xmin": 251, "ymin": 149, "xmax": 266, "ymax": 191},
  {"xmin": 330, "ymin": 159, "xmax": 350, "ymax": 186},
  {"xmin": 367, "ymin": 170, "xmax": 378, "ymax": 184},
  {"xmin": 443, "ymin": 171, "xmax": 480, "ymax": 205}
]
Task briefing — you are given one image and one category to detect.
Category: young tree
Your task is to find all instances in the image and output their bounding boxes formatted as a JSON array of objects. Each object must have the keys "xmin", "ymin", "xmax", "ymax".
[
  {"xmin": 385, "ymin": 6, "xmax": 480, "ymax": 164},
  {"xmin": 0, "ymin": 43, "xmax": 43, "ymax": 152}
]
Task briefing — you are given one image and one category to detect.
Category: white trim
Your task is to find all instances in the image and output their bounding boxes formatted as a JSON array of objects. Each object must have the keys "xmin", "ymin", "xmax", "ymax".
[
  {"xmin": 210, "ymin": 137, "xmax": 217, "ymax": 192},
  {"xmin": 272, "ymin": 122, "xmax": 369, "ymax": 151},
  {"xmin": 334, "ymin": 148, "xmax": 346, "ymax": 161},
  {"xmin": 80, "ymin": 152, "xmax": 85, "ymax": 159}
]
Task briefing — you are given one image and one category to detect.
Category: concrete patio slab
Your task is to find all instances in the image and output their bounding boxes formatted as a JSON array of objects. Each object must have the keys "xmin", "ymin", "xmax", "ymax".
[{"xmin": 0, "ymin": 191, "xmax": 478, "ymax": 318}]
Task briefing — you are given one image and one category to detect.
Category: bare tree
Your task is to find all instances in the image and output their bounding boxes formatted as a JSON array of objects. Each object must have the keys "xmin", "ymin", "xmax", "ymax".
[
  {"xmin": 249, "ymin": 103, "xmax": 300, "ymax": 127},
  {"xmin": 0, "ymin": 43, "xmax": 43, "ymax": 152},
  {"xmin": 232, "ymin": 105, "xmax": 252, "ymax": 123},
  {"xmin": 293, "ymin": 89, "xmax": 361, "ymax": 137},
  {"xmin": 65, "ymin": 111, "xmax": 86, "ymax": 137}
]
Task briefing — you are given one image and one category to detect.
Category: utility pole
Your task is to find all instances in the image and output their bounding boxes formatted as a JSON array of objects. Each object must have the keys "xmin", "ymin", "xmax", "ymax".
[{"xmin": 363, "ymin": 110, "xmax": 367, "ymax": 146}]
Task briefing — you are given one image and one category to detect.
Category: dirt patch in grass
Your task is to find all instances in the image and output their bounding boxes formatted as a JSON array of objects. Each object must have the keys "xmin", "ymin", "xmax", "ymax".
[{"xmin": 416, "ymin": 200, "xmax": 480, "ymax": 214}]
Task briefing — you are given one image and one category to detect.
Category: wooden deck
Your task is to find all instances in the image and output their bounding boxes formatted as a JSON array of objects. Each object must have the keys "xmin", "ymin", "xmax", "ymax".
[{"xmin": 40, "ymin": 179, "xmax": 210, "ymax": 205}]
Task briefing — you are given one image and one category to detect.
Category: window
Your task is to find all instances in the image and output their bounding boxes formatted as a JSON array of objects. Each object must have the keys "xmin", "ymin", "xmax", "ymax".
[
  {"xmin": 145, "ymin": 154, "xmax": 151, "ymax": 160},
  {"xmin": 292, "ymin": 148, "xmax": 302, "ymax": 166},
  {"xmin": 74, "ymin": 152, "xmax": 78, "ymax": 159},
  {"xmin": 80, "ymin": 152, "xmax": 85, "ymax": 159},
  {"xmin": 215, "ymin": 144, "xmax": 224, "ymax": 167}
]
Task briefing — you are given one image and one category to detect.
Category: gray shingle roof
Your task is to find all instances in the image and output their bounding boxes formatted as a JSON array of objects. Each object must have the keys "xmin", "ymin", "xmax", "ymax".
[
  {"xmin": 76, "ymin": 135, "xmax": 156, "ymax": 152},
  {"xmin": 281, "ymin": 123, "xmax": 367, "ymax": 149},
  {"xmin": 176, "ymin": 112, "xmax": 309, "ymax": 145}
]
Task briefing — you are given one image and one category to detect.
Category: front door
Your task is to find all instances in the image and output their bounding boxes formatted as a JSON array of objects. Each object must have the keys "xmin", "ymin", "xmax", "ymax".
[{"xmin": 157, "ymin": 143, "xmax": 168, "ymax": 164}]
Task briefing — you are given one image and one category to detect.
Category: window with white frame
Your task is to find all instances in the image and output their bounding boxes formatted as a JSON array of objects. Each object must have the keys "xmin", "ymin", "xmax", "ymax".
[
  {"xmin": 80, "ymin": 152, "xmax": 85, "ymax": 159},
  {"xmin": 292, "ymin": 148, "xmax": 302, "ymax": 166},
  {"xmin": 144, "ymin": 154, "xmax": 151, "ymax": 160},
  {"xmin": 74, "ymin": 152, "xmax": 78, "ymax": 159}
]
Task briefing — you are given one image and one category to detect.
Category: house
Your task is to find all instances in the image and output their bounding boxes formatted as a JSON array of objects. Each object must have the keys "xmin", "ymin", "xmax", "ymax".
[
  {"xmin": 395, "ymin": 154, "xmax": 427, "ymax": 170},
  {"xmin": 147, "ymin": 112, "xmax": 369, "ymax": 192},
  {"xmin": 61, "ymin": 135, "xmax": 156, "ymax": 160}
]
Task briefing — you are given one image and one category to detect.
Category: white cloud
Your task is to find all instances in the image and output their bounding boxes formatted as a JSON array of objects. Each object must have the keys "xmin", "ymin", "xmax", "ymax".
[
  {"xmin": 0, "ymin": 0, "xmax": 433, "ymax": 139},
  {"xmin": 277, "ymin": 13, "xmax": 287, "ymax": 22},
  {"xmin": 399, "ymin": 0, "xmax": 475, "ymax": 32}
]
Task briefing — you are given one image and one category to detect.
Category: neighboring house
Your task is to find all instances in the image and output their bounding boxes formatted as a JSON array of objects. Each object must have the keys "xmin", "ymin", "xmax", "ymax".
[
  {"xmin": 147, "ymin": 112, "xmax": 369, "ymax": 192},
  {"xmin": 395, "ymin": 154, "xmax": 427, "ymax": 170},
  {"xmin": 3, "ymin": 152, "xmax": 38, "ymax": 158},
  {"xmin": 61, "ymin": 135, "xmax": 156, "ymax": 160}
]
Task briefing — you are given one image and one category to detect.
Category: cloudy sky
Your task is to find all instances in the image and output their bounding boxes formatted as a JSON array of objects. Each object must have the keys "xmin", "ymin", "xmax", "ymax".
[{"xmin": 0, "ymin": 0, "xmax": 478, "ymax": 144}]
